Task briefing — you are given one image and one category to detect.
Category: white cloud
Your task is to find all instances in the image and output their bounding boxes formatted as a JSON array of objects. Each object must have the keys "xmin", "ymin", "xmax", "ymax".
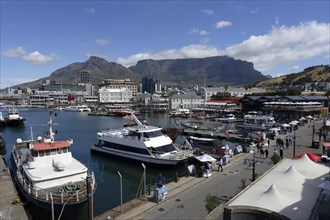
[
  {"xmin": 95, "ymin": 39, "xmax": 110, "ymax": 46},
  {"xmin": 191, "ymin": 28, "xmax": 209, "ymax": 36},
  {"xmin": 116, "ymin": 21, "xmax": 329, "ymax": 75},
  {"xmin": 1, "ymin": 47, "xmax": 26, "ymax": 57},
  {"xmin": 83, "ymin": 8, "xmax": 95, "ymax": 14},
  {"xmin": 117, "ymin": 45, "xmax": 223, "ymax": 67},
  {"xmin": 224, "ymin": 21, "xmax": 330, "ymax": 71},
  {"xmin": 22, "ymin": 51, "xmax": 59, "ymax": 65},
  {"xmin": 215, "ymin": 20, "xmax": 232, "ymax": 29},
  {"xmin": 289, "ymin": 65, "xmax": 300, "ymax": 72},
  {"xmin": 202, "ymin": 9, "xmax": 214, "ymax": 16},
  {"xmin": 1, "ymin": 47, "xmax": 59, "ymax": 65}
]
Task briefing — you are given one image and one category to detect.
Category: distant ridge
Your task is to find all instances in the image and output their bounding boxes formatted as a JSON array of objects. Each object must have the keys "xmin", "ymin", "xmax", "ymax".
[{"xmin": 16, "ymin": 56, "xmax": 268, "ymax": 89}]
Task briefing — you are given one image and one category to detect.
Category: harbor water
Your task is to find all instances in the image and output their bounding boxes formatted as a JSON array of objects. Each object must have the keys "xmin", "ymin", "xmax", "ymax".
[{"xmin": 0, "ymin": 109, "xmax": 235, "ymax": 220}]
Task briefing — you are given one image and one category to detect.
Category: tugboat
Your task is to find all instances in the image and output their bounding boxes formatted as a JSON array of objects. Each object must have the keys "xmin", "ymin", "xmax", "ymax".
[
  {"xmin": 5, "ymin": 107, "xmax": 25, "ymax": 126},
  {"xmin": 8, "ymin": 111, "xmax": 96, "ymax": 211}
]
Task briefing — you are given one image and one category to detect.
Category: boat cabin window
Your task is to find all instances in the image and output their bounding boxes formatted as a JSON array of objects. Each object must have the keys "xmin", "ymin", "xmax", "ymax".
[
  {"xmin": 153, "ymin": 143, "xmax": 177, "ymax": 154},
  {"xmin": 57, "ymin": 148, "xmax": 62, "ymax": 154},
  {"xmin": 39, "ymin": 150, "xmax": 45, "ymax": 157},
  {"xmin": 51, "ymin": 149, "xmax": 57, "ymax": 155},
  {"xmin": 62, "ymin": 147, "xmax": 68, "ymax": 153},
  {"xmin": 143, "ymin": 130, "xmax": 162, "ymax": 138},
  {"xmin": 45, "ymin": 149, "xmax": 51, "ymax": 156},
  {"xmin": 31, "ymin": 150, "xmax": 38, "ymax": 157}
]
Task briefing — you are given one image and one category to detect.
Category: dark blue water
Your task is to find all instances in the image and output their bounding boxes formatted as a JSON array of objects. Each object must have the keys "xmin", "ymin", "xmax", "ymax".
[{"xmin": 0, "ymin": 109, "xmax": 191, "ymax": 220}]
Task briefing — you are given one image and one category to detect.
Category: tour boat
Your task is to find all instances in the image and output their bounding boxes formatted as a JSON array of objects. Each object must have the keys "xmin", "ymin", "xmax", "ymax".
[
  {"xmin": 63, "ymin": 105, "xmax": 91, "ymax": 112},
  {"xmin": 5, "ymin": 107, "xmax": 26, "ymax": 126},
  {"xmin": 236, "ymin": 112, "xmax": 276, "ymax": 131},
  {"xmin": 91, "ymin": 113, "xmax": 194, "ymax": 166},
  {"xmin": 8, "ymin": 111, "xmax": 96, "ymax": 211},
  {"xmin": 169, "ymin": 108, "xmax": 190, "ymax": 118}
]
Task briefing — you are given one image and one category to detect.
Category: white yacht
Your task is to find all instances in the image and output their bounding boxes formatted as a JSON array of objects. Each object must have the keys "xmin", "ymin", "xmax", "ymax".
[
  {"xmin": 218, "ymin": 114, "xmax": 236, "ymax": 123},
  {"xmin": 236, "ymin": 112, "xmax": 276, "ymax": 131},
  {"xmin": 8, "ymin": 112, "xmax": 96, "ymax": 211},
  {"xmin": 63, "ymin": 105, "xmax": 91, "ymax": 112},
  {"xmin": 91, "ymin": 113, "xmax": 194, "ymax": 166}
]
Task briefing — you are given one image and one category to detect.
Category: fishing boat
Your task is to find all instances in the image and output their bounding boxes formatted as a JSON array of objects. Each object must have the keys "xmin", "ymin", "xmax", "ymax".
[
  {"xmin": 5, "ymin": 107, "xmax": 25, "ymax": 126},
  {"xmin": 91, "ymin": 113, "xmax": 194, "ymax": 166},
  {"xmin": 63, "ymin": 105, "xmax": 91, "ymax": 112},
  {"xmin": 8, "ymin": 111, "xmax": 96, "ymax": 211}
]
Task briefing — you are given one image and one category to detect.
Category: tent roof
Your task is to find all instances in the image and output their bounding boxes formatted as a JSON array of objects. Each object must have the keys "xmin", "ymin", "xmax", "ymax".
[{"xmin": 226, "ymin": 155, "xmax": 329, "ymax": 219}]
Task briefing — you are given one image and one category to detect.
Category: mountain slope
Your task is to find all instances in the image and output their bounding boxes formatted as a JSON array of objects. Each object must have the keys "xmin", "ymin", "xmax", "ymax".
[
  {"xmin": 255, "ymin": 65, "xmax": 330, "ymax": 87},
  {"xmin": 16, "ymin": 56, "xmax": 267, "ymax": 89}
]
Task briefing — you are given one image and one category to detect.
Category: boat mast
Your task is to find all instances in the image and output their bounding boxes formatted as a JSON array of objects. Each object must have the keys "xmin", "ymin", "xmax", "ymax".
[{"xmin": 202, "ymin": 74, "xmax": 206, "ymax": 122}]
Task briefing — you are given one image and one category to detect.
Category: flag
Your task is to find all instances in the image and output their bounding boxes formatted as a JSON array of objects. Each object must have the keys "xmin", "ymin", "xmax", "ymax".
[{"xmin": 225, "ymin": 130, "xmax": 230, "ymax": 141}]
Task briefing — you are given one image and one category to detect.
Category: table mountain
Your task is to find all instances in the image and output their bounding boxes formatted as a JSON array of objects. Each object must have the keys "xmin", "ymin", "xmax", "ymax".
[{"xmin": 15, "ymin": 56, "xmax": 267, "ymax": 89}]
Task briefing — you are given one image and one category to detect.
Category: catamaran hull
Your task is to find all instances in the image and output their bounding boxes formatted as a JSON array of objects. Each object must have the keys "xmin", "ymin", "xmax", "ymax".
[{"xmin": 90, "ymin": 145, "xmax": 186, "ymax": 166}]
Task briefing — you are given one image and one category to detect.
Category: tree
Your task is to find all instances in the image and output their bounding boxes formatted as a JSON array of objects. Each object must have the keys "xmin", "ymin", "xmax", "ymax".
[{"xmin": 205, "ymin": 194, "xmax": 221, "ymax": 213}]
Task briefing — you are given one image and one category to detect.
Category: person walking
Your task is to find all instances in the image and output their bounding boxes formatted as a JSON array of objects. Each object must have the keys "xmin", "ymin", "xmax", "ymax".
[
  {"xmin": 280, "ymin": 147, "xmax": 284, "ymax": 159},
  {"xmin": 265, "ymin": 148, "xmax": 269, "ymax": 158},
  {"xmin": 217, "ymin": 157, "xmax": 223, "ymax": 172}
]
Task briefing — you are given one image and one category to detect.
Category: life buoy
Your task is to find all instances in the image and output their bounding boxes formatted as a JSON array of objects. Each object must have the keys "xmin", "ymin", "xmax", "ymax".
[{"xmin": 211, "ymin": 148, "xmax": 217, "ymax": 154}]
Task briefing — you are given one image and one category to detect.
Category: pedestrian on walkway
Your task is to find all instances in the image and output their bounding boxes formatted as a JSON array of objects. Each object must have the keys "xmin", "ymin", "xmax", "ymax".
[
  {"xmin": 280, "ymin": 147, "xmax": 283, "ymax": 159},
  {"xmin": 260, "ymin": 148, "xmax": 264, "ymax": 157},
  {"xmin": 217, "ymin": 157, "xmax": 223, "ymax": 172},
  {"xmin": 265, "ymin": 148, "xmax": 269, "ymax": 158},
  {"xmin": 267, "ymin": 139, "xmax": 270, "ymax": 148}
]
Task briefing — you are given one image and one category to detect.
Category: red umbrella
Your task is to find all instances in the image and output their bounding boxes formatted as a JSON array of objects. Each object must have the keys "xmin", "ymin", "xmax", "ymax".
[{"xmin": 295, "ymin": 152, "xmax": 321, "ymax": 161}]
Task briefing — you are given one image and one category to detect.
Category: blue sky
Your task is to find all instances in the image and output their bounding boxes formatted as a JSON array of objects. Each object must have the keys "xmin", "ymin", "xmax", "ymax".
[{"xmin": 1, "ymin": 1, "xmax": 329, "ymax": 89}]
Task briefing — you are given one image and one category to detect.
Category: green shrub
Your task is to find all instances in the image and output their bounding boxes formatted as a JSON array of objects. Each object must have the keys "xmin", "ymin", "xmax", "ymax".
[{"xmin": 205, "ymin": 194, "xmax": 221, "ymax": 213}]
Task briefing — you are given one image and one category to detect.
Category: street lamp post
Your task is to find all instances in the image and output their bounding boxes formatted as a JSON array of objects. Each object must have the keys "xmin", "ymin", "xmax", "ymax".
[
  {"xmin": 141, "ymin": 163, "xmax": 146, "ymax": 200},
  {"xmin": 293, "ymin": 129, "xmax": 296, "ymax": 159},
  {"xmin": 252, "ymin": 147, "xmax": 256, "ymax": 181},
  {"xmin": 312, "ymin": 120, "xmax": 315, "ymax": 147},
  {"xmin": 118, "ymin": 171, "xmax": 123, "ymax": 213}
]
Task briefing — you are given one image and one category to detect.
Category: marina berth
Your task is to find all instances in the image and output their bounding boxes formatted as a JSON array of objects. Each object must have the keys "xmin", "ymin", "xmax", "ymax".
[
  {"xmin": 91, "ymin": 113, "xmax": 194, "ymax": 166},
  {"xmin": 8, "ymin": 111, "xmax": 96, "ymax": 211}
]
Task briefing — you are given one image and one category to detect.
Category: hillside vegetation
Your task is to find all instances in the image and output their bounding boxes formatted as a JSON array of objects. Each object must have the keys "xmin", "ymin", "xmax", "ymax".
[{"xmin": 255, "ymin": 65, "xmax": 330, "ymax": 87}]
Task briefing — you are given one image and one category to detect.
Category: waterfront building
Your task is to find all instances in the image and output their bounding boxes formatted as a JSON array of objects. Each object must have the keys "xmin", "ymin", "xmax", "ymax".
[
  {"xmin": 141, "ymin": 72, "xmax": 161, "ymax": 94},
  {"xmin": 28, "ymin": 94, "xmax": 54, "ymax": 108},
  {"xmin": 241, "ymin": 95, "xmax": 329, "ymax": 120},
  {"xmin": 99, "ymin": 79, "xmax": 138, "ymax": 97},
  {"xmin": 199, "ymin": 86, "xmax": 267, "ymax": 101},
  {"xmin": 136, "ymin": 93, "xmax": 168, "ymax": 112},
  {"xmin": 98, "ymin": 87, "xmax": 132, "ymax": 104},
  {"xmin": 168, "ymin": 93, "xmax": 203, "ymax": 111}
]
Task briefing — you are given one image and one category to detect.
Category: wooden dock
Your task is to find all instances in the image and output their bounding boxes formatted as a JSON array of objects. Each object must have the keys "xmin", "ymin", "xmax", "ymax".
[{"xmin": 0, "ymin": 156, "xmax": 28, "ymax": 220}]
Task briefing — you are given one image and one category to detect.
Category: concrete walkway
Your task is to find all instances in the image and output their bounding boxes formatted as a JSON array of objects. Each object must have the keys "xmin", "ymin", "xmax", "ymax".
[
  {"xmin": 95, "ymin": 119, "xmax": 329, "ymax": 220},
  {"xmin": 0, "ymin": 157, "xmax": 28, "ymax": 220}
]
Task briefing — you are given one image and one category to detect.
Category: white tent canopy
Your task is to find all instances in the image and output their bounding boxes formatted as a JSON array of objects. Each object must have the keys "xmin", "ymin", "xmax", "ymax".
[
  {"xmin": 226, "ymin": 154, "xmax": 329, "ymax": 219},
  {"xmin": 194, "ymin": 154, "xmax": 217, "ymax": 162}
]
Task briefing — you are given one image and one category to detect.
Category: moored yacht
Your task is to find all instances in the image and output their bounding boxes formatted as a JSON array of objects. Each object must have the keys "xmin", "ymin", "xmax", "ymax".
[
  {"xmin": 236, "ymin": 111, "xmax": 276, "ymax": 131},
  {"xmin": 63, "ymin": 105, "xmax": 91, "ymax": 112},
  {"xmin": 218, "ymin": 114, "xmax": 236, "ymax": 123},
  {"xmin": 91, "ymin": 113, "xmax": 194, "ymax": 166},
  {"xmin": 8, "ymin": 111, "xmax": 96, "ymax": 211}
]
